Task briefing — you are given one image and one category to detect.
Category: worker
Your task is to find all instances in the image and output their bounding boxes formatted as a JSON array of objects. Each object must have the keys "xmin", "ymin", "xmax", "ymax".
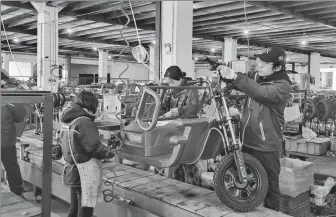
[
  {"xmin": 161, "ymin": 65, "xmax": 199, "ymax": 118},
  {"xmin": 217, "ymin": 46, "xmax": 292, "ymax": 211},
  {"xmin": 1, "ymin": 69, "xmax": 27, "ymax": 196},
  {"xmin": 60, "ymin": 90, "xmax": 117, "ymax": 217},
  {"xmin": 160, "ymin": 66, "xmax": 201, "ymax": 182}
]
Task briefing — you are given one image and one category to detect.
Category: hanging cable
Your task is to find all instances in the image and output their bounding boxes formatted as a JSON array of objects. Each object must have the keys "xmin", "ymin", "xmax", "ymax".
[
  {"xmin": 1, "ymin": 16, "xmax": 26, "ymax": 83},
  {"xmin": 102, "ymin": 0, "xmax": 130, "ymax": 203},
  {"xmin": 243, "ymin": 1, "xmax": 250, "ymax": 68},
  {"xmin": 128, "ymin": 1, "xmax": 159, "ymax": 83}
]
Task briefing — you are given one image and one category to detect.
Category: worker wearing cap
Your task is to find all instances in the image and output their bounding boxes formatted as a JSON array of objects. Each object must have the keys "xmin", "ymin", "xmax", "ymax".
[
  {"xmin": 217, "ymin": 47, "xmax": 292, "ymax": 211},
  {"xmin": 1, "ymin": 69, "xmax": 27, "ymax": 196}
]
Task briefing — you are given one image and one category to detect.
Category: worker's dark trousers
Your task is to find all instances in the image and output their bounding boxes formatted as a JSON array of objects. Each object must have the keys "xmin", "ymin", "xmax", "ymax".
[
  {"xmin": 68, "ymin": 187, "xmax": 94, "ymax": 217},
  {"xmin": 242, "ymin": 146, "xmax": 281, "ymax": 211},
  {"xmin": 1, "ymin": 146, "xmax": 24, "ymax": 195}
]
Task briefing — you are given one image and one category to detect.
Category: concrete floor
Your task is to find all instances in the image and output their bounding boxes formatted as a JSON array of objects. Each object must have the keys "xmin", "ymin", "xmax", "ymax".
[
  {"xmin": 49, "ymin": 198, "xmax": 69, "ymax": 217},
  {"xmin": 21, "ymin": 191, "xmax": 69, "ymax": 217}
]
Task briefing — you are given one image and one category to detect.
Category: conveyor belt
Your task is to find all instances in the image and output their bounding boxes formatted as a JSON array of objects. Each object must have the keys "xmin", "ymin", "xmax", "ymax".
[{"xmin": 17, "ymin": 130, "xmax": 290, "ymax": 217}]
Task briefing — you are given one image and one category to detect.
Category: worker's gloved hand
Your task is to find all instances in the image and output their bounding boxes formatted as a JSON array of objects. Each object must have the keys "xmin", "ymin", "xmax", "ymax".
[
  {"xmin": 229, "ymin": 107, "xmax": 240, "ymax": 116},
  {"xmin": 1, "ymin": 80, "xmax": 6, "ymax": 88},
  {"xmin": 162, "ymin": 108, "xmax": 179, "ymax": 118},
  {"xmin": 106, "ymin": 147, "xmax": 115, "ymax": 159},
  {"xmin": 216, "ymin": 65, "xmax": 237, "ymax": 80}
]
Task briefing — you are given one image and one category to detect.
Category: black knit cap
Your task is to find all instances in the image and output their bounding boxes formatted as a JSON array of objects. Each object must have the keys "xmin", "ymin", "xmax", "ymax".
[{"xmin": 164, "ymin": 65, "xmax": 183, "ymax": 81}]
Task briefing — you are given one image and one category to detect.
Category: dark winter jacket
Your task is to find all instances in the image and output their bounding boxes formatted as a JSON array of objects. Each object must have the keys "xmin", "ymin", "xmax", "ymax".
[
  {"xmin": 168, "ymin": 79, "xmax": 200, "ymax": 118},
  {"xmin": 1, "ymin": 104, "xmax": 27, "ymax": 148},
  {"xmin": 233, "ymin": 70, "xmax": 292, "ymax": 152},
  {"xmin": 60, "ymin": 103, "xmax": 114, "ymax": 187}
]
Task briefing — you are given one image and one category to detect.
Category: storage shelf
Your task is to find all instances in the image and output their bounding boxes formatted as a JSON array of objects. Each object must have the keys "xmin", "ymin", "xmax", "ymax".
[{"xmin": 286, "ymin": 150, "xmax": 336, "ymax": 162}]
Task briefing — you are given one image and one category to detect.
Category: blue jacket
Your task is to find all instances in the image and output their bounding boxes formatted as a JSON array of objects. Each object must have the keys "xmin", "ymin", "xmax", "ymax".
[{"xmin": 233, "ymin": 70, "xmax": 292, "ymax": 152}]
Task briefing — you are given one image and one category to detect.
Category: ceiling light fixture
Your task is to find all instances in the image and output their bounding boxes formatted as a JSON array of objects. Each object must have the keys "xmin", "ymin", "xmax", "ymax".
[
  {"xmin": 301, "ymin": 40, "xmax": 307, "ymax": 45},
  {"xmin": 211, "ymin": 48, "xmax": 215, "ymax": 52},
  {"xmin": 286, "ymin": 58, "xmax": 290, "ymax": 61},
  {"xmin": 108, "ymin": 55, "xmax": 111, "ymax": 59},
  {"xmin": 13, "ymin": 38, "xmax": 19, "ymax": 43},
  {"xmin": 67, "ymin": 28, "xmax": 73, "ymax": 34},
  {"xmin": 152, "ymin": 40, "xmax": 156, "ymax": 44},
  {"xmin": 194, "ymin": 57, "xmax": 198, "ymax": 60},
  {"xmin": 93, "ymin": 47, "xmax": 97, "ymax": 51},
  {"xmin": 244, "ymin": 30, "xmax": 249, "ymax": 35}
]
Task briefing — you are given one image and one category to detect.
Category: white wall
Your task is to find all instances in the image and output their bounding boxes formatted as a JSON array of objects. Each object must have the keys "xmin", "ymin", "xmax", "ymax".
[
  {"xmin": 8, "ymin": 62, "xmax": 32, "ymax": 81},
  {"xmin": 321, "ymin": 68, "xmax": 336, "ymax": 90},
  {"xmin": 70, "ymin": 62, "xmax": 149, "ymax": 81},
  {"xmin": 195, "ymin": 67, "xmax": 211, "ymax": 78},
  {"xmin": 111, "ymin": 62, "xmax": 149, "ymax": 80},
  {"xmin": 71, "ymin": 64, "xmax": 98, "ymax": 77}
]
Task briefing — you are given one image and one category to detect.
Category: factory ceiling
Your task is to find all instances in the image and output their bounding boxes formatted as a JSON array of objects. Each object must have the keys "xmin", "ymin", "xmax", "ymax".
[{"xmin": 1, "ymin": 1, "xmax": 336, "ymax": 64}]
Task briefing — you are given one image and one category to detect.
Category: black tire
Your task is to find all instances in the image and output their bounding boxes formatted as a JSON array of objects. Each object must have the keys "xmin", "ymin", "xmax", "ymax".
[
  {"xmin": 52, "ymin": 93, "xmax": 59, "ymax": 108},
  {"xmin": 59, "ymin": 93, "xmax": 66, "ymax": 107},
  {"xmin": 304, "ymin": 99, "xmax": 317, "ymax": 120},
  {"xmin": 214, "ymin": 153, "xmax": 268, "ymax": 212},
  {"xmin": 316, "ymin": 99, "xmax": 330, "ymax": 121}
]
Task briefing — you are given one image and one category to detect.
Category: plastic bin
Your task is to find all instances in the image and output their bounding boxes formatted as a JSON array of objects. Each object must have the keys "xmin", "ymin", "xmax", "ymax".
[
  {"xmin": 280, "ymin": 202, "xmax": 310, "ymax": 217},
  {"xmin": 296, "ymin": 139, "xmax": 308, "ymax": 154},
  {"xmin": 280, "ymin": 158, "xmax": 314, "ymax": 197},
  {"xmin": 284, "ymin": 135, "xmax": 303, "ymax": 151},
  {"xmin": 280, "ymin": 191, "xmax": 310, "ymax": 210},
  {"xmin": 305, "ymin": 138, "xmax": 330, "ymax": 155}
]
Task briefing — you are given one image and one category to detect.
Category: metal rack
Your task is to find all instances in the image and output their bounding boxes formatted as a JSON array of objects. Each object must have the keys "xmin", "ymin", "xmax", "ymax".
[{"xmin": 1, "ymin": 90, "xmax": 53, "ymax": 217}]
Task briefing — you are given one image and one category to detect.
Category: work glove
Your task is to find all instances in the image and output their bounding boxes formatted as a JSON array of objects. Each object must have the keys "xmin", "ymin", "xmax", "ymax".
[
  {"xmin": 106, "ymin": 147, "xmax": 115, "ymax": 159},
  {"xmin": 229, "ymin": 107, "xmax": 240, "ymax": 116},
  {"xmin": 161, "ymin": 108, "xmax": 179, "ymax": 118},
  {"xmin": 1, "ymin": 80, "xmax": 6, "ymax": 87},
  {"xmin": 216, "ymin": 65, "xmax": 237, "ymax": 80}
]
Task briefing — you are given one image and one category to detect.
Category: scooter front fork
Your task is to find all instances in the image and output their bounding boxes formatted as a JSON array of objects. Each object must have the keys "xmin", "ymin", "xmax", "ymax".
[
  {"xmin": 233, "ymin": 149, "xmax": 248, "ymax": 184},
  {"xmin": 220, "ymin": 95, "xmax": 247, "ymax": 184}
]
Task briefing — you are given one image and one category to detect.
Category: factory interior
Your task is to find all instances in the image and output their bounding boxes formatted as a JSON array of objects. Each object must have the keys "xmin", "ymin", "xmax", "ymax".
[{"xmin": 2, "ymin": 1, "xmax": 336, "ymax": 217}]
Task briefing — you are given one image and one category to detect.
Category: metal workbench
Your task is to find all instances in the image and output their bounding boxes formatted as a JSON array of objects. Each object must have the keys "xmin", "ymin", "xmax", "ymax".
[{"xmin": 1, "ymin": 90, "xmax": 53, "ymax": 217}]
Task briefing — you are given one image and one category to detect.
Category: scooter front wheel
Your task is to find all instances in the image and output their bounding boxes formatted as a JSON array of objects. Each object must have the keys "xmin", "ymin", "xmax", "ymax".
[{"xmin": 214, "ymin": 153, "xmax": 268, "ymax": 212}]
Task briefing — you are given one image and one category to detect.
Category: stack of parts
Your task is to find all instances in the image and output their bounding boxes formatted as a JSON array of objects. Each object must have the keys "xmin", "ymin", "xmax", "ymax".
[
  {"xmin": 279, "ymin": 158, "xmax": 314, "ymax": 217},
  {"xmin": 311, "ymin": 178, "xmax": 336, "ymax": 207}
]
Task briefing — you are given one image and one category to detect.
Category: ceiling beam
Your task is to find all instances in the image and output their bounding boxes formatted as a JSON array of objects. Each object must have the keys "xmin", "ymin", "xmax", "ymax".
[
  {"xmin": 280, "ymin": 1, "xmax": 316, "ymax": 9},
  {"xmin": 57, "ymin": 2, "xmax": 69, "ymax": 13},
  {"xmin": 294, "ymin": 1, "xmax": 336, "ymax": 12},
  {"xmin": 60, "ymin": 24, "xmax": 117, "ymax": 36},
  {"xmin": 106, "ymin": 3, "xmax": 156, "ymax": 20},
  {"xmin": 305, "ymin": 7, "xmax": 336, "ymax": 17},
  {"xmin": 71, "ymin": 1, "xmax": 113, "ymax": 11},
  {"xmin": 7, "ymin": 16, "xmax": 36, "ymax": 28},
  {"xmin": 193, "ymin": 0, "xmax": 233, "ymax": 9},
  {"xmin": 1, "ymin": 41, "xmax": 130, "ymax": 58},
  {"xmin": 194, "ymin": 11, "xmax": 283, "ymax": 28},
  {"xmin": 3, "ymin": 26, "xmax": 148, "ymax": 48},
  {"xmin": 1, "ymin": 1, "xmax": 35, "ymax": 10},
  {"xmin": 1, "ymin": 8, "xmax": 32, "ymax": 21},
  {"xmin": 193, "ymin": 7, "xmax": 266, "ymax": 23},
  {"xmin": 1, "ymin": 47, "xmax": 99, "ymax": 59},
  {"xmin": 193, "ymin": 1, "xmax": 244, "ymax": 17},
  {"xmin": 248, "ymin": 1, "xmax": 336, "ymax": 30}
]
